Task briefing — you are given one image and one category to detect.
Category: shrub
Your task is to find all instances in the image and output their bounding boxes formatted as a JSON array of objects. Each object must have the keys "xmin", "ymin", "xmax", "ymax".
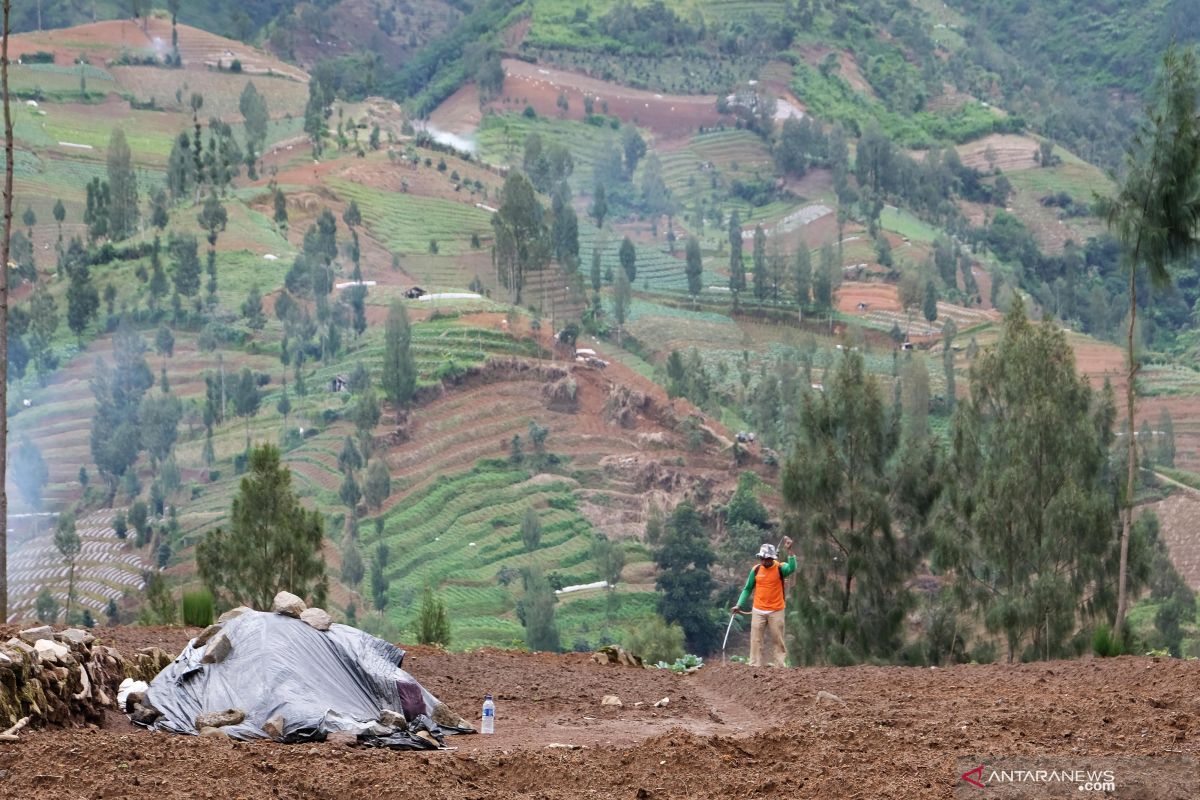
[
  {"xmin": 1092, "ymin": 624, "xmax": 1124, "ymax": 658},
  {"xmin": 622, "ymin": 615, "xmax": 685, "ymax": 664},
  {"xmin": 182, "ymin": 589, "xmax": 215, "ymax": 627},
  {"xmin": 416, "ymin": 585, "xmax": 450, "ymax": 646}
]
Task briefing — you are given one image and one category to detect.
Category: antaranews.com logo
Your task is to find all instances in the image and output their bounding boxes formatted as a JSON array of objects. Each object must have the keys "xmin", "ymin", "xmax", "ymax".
[{"xmin": 954, "ymin": 757, "xmax": 1197, "ymax": 798}]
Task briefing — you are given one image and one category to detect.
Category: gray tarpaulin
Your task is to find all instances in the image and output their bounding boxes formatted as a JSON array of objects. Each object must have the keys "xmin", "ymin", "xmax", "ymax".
[{"xmin": 143, "ymin": 610, "xmax": 468, "ymax": 747}]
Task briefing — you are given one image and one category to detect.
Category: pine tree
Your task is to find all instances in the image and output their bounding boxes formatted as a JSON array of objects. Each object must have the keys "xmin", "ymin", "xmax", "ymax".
[
  {"xmin": 782, "ymin": 350, "xmax": 904, "ymax": 664},
  {"xmin": 519, "ymin": 566, "xmax": 560, "ymax": 652},
  {"xmin": 1099, "ymin": 47, "xmax": 1200, "ymax": 643},
  {"xmin": 612, "ymin": 266, "xmax": 631, "ymax": 344},
  {"xmin": 106, "ymin": 128, "xmax": 139, "ymax": 240},
  {"xmin": 618, "ymin": 236, "xmax": 637, "ymax": 282},
  {"xmin": 273, "ymin": 189, "xmax": 288, "ymax": 231},
  {"xmin": 381, "ymin": 301, "xmax": 416, "ymax": 405},
  {"xmin": 492, "ymin": 171, "xmax": 550, "ymax": 304},
  {"xmin": 54, "ymin": 511, "xmax": 82, "ymax": 622},
  {"xmin": 169, "ymin": 234, "xmax": 202, "ymax": 299},
  {"xmin": 685, "ymin": 236, "xmax": 703, "ymax": 296},
  {"xmin": 590, "ymin": 182, "xmax": 607, "ymax": 228},
  {"xmin": 364, "ymin": 458, "xmax": 391, "ymax": 511},
  {"xmin": 923, "ymin": 279, "xmax": 939, "ymax": 322},
  {"xmin": 521, "ymin": 506, "xmax": 541, "ymax": 552},
  {"xmin": 728, "ymin": 211, "xmax": 745, "ymax": 292},
  {"xmin": 196, "ymin": 444, "xmax": 326, "ymax": 609},
  {"xmin": 590, "ymin": 246, "xmax": 602, "ymax": 292},
  {"xmin": 1157, "ymin": 408, "xmax": 1176, "ymax": 467},
  {"xmin": 933, "ymin": 299, "xmax": 1120, "ymax": 662},
  {"xmin": 752, "ymin": 224, "xmax": 767, "ymax": 301},
  {"xmin": 65, "ymin": 246, "xmax": 99, "ymax": 341},
  {"xmin": 150, "ymin": 188, "xmax": 169, "ymax": 230},
  {"xmin": 654, "ymin": 501, "xmax": 719, "ymax": 654},
  {"xmin": 794, "ymin": 245, "xmax": 812, "ymax": 309}
]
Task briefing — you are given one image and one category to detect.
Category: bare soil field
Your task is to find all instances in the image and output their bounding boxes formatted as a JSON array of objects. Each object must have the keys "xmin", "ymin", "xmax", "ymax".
[
  {"xmin": 955, "ymin": 134, "xmax": 1042, "ymax": 173},
  {"xmin": 2, "ymin": 624, "xmax": 1197, "ymax": 799},
  {"xmin": 1152, "ymin": 488, "xmax": 1200, "ymax": 590},
  {"xmin": 11, "ymin": 20, "xmax": 305, "ymax": 82},
  {"xmin": 494, "ymin": 60, "xmax": 729, "ymax": 138}
]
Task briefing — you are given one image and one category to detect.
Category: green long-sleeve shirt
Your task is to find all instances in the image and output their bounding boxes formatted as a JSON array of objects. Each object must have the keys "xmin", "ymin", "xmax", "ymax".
[{"xmin": 734, "ymin": 555, "xmax": 796, "ymax": 610}]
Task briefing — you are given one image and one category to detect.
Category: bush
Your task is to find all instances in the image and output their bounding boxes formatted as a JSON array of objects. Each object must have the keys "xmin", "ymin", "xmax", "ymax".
[
  {"xmin": 182, "ymin": 589, "xmax": 215, "ymax": 627},
  {"xmin": 416, "ymin": 585, "xmax": 451, "ymax": 646},
  {"xmin": 826, "ymin": 643, "xmax": 858, "ymax": 666},
  {"xmin": 622, "ymin": 615, "xmax": 685, "ymax": 664},
  {"xmin": 1092, "ymin": 624, "xmax": 1124, "ymax": 658}
]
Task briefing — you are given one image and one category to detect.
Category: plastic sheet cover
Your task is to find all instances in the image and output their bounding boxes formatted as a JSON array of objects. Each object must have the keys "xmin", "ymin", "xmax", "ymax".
[{"xmin": 143, "ymin": 610, "xmax": 463, "ymax": 747}]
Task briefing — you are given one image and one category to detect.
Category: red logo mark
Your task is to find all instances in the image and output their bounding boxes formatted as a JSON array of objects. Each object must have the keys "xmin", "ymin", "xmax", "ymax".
[{"xmin": 961, "ymin": 765, "xmax": 986, "ymax": 788}]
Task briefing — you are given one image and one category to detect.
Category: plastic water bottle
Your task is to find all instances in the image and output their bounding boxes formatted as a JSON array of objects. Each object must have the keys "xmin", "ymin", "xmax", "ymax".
[{"xmin": 481, "ymin": 694, "xmax": 495, "ymax": 734}]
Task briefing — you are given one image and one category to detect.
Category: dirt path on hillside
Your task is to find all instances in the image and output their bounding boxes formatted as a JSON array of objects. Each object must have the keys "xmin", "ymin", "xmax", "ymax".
[{"xmin": 2, "ymin": 626, "xmax": 1197, "ymax": 799}]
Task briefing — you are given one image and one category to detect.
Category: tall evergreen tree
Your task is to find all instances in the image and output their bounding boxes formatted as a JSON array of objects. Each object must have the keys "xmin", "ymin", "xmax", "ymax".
[
  {"xmin": 933, "ymin": 300, "xmax": 1120, "ymax": 662},
  {"xmin": 519, "ymin": 566, "xmax": 561, "ymax": 652},
  {"xmin": 782, "ymin": 350, "xmax": 905, "ymax": 664},
  {"xmin": 728, "ymin": 211, "xmax": 745, "ymax": 292},
  {"xmin": 381, "ymin": 300, "xmax": 415, "ymax": 405},
  {"xmin": 685, "ymin": 236, "xmax": 703, "ymax": 296},
  {"xmin": 654, "ymin": 501, "xmax": 719, "ymax": 654},
  {"xmin": 196, "ymin": 444, "xmax": 326, "ymax": 609},
  {"xmin": 169, "ymin": 234, "xmax": 202, "ymax": 299},
  {"xmin": 794, "ymin": 246, "xmax": 812, "ymax": 309},
  {"xmin": 618, "ymin": 236, "xmax": 636, "ymax": 283},
  {"xmin": 54, "ymin": 510, "xmax": 81, "ymax": 622},
  {"xmin": 89, "ymin": 318, "xmax": 153, "ymax": 497},
  {"xmin": 364, "ymin": 458, "xmax": 391, "ymax": 511},
  {"xmin": 492, "ymin": 172, "xmax": 550, "ymax": 304},
  {"xmin": 106, "ymin": 128, "xmax": 138, "ymax": 240},
  {"xmin": 1098, "ymin": 47, "xmax": 1200, "ymax": 642},
  {"xmin": 752, "ymin": 224, "xmax": 767, "ymax": 301}
]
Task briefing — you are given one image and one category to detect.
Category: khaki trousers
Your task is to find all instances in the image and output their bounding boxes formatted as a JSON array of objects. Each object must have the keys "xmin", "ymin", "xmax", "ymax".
[{"xmin": 748, "ymin": 609, "xmax": 787, "ymax": 667}]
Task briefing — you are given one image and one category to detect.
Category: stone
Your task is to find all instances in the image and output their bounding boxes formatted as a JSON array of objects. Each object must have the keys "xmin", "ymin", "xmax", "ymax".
[
  {"xmin": 591, "ymin": 645, "xmax": 643, "ymax": 668},
  {"xmin": 199, "ymin": 726, "xmax": 230, "ymax": 740},
  {"xmin": 6, "ymin": 638, "xmax": 35, "ymax": 657},
  {"xmin": 654, "ymin": 697, "xmax": 669, "ymax": 708},
  {"xmin": 195, "ymin": 708, "xmax": 245, "ymax": 729},
  {"xmin": 272, "ymin": 591, "xmax": 306, "ymax": 617},
  {"xmin": 125, "ymin": 692, "xmax": 146, "ymax": 713},
  {"xmin": 0, "ymin": 649, "xmax": 10, "ymax": 666},
  {"xmin": 193, "ymin": 624, "xmax": 223, "ymax": 647},
  {"xmin": 200, "ymin": 631, "xmax": 232, "ymax": 664},
  {"xmin": 34, "ymin": 639, "xmax": 71, "ymax": 663},
  {"xmin": 601, "ymin": 695, "xmax": 623, "ymax": 708},
  {"xmin": 299, "ymin": 607, "xmax": 332, "ymax": 631},
  {"xmin": 815, "ymin": 690, "xmax": 846, "ymax": 707},
  {"xmin": 18, "ymin": 626, "xmax": 53, "ymax": 645},
  {"xmin": 325, "ymin": 731, "xmax": 357, "ymax": 747},
  {"xmin": 217, "ymin": 606, "xmax": 253, "ymax": 624},
  {"xmin": 56, "ymin": 628, "xmax": 94, "ymax": 647},
  {"xmin": 431, "ymin": 701, "xmax": 471, "ymax": 730},
  {"xmin": 130, "ymin": 703, "xmax": 162, "ymax": 726},
  {"xmin": 378, "ymin": 709, "xmax": 407, "ymax": 729},
  {"xmin": 262, "ymin": 714, "xmax": 286, "ymax": 740}
]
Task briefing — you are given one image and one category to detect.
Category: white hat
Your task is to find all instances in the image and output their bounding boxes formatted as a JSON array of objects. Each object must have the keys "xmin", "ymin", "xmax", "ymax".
[{"xmin": 756, "ymin": 543, "xmax": 777, "ymax": 559}]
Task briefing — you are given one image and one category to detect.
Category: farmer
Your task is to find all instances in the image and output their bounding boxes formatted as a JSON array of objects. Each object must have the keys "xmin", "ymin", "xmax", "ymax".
[{"xmin": 730, "ymin": 537, "xmax": 795, "ymax": 667}]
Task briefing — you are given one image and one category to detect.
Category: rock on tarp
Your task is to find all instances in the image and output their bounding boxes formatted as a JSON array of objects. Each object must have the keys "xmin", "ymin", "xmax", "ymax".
[{"xmin": 142, "ymin": 610, "xmax": 470, "ymax": 747}]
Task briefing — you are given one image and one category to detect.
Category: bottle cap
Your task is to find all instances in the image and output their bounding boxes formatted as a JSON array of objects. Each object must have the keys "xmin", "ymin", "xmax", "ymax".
[{"xmin": 485, "ymin": 693, "xmax": 492, "ymax": 700}]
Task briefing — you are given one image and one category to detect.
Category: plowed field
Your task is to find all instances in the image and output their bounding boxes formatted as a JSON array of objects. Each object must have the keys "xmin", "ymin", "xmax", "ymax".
[{"xmin": 1, "ymin": 626, "xmax": 1197, "ymax": 799}]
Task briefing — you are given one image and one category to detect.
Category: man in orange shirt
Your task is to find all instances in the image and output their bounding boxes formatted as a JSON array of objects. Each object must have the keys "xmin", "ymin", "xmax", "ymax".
[{"xmin": 730, "ymin": 537, "xmax": 795, "ymax": 667}]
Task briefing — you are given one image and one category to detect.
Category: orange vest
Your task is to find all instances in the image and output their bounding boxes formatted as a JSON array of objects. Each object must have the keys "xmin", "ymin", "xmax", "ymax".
[{"xmin": 753, "ymin": 562, "xmax": 786, "ymax": 611}]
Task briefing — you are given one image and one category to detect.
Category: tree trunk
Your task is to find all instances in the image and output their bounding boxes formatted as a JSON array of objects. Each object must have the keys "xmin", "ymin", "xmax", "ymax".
[
  {"xmin": 1114, "ymin": 264, "xmax": 1139, "ymax": 643},
  {"xmin": 0, "ymin": 0, "xmax": 13, "ymax": 622}
]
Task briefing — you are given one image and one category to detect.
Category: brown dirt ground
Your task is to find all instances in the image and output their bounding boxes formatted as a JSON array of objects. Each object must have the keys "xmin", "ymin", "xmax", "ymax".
[
  {"xmin": 2, "ymin": 625, "xmax": 1197, "ymax": 799},
  {"xmin": 494, "ymin": 60, "xmax": 730, "ymax": 139}
]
